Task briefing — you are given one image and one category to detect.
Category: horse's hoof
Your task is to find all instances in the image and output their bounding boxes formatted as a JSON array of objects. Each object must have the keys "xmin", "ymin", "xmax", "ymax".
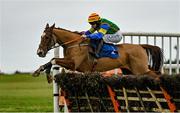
[
  {"xmin": 47, "ymin": 80, "xmax": 53, "ymax": 84},
  {"xmin": 47, "ymin": 75, "xmax": 53, "ymax": 84},
  {"xmin": 32, "ymin": 69, "xmax": 41, "ymax": 77},
  {"xmin": 32, "ymin": 71, "xmax": 40, "ymax": 77},
  {"xmin": 32, "ymin": 66, "xmax": 45, "ymax": 77}
]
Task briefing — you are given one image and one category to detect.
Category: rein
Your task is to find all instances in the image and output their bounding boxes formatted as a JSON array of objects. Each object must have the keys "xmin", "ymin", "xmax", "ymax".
[{"xmin": 51, "ymin": 34, "xmax": 88, "ymax": 49}]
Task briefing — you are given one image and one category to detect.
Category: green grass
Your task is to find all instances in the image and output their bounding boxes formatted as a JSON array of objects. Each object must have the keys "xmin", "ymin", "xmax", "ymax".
[{"xmin": 0, "ymin": 74, "xmax": 53, "ymax": 112}]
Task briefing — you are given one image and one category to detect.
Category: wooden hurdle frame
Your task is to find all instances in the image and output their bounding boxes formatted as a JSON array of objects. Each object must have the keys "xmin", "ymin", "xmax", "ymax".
[{"xmin": 54, "ymin": 69, "xmax": 178, "ymax": 112}]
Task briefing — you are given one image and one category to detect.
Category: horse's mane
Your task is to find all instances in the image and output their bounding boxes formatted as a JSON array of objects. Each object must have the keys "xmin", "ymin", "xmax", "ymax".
[{"xmin": 55, "ymin": 27, "xmax": 82, "ymax": 35}]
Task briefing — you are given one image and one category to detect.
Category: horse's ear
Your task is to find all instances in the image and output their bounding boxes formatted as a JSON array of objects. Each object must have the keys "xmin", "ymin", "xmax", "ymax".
[
  {"xmin": 46, "ymin": 23, "xmax": 49, "ymax": 28},
  {"xmin": 51, "ymin": 23, "xmax": 55, "ymax": 28}
]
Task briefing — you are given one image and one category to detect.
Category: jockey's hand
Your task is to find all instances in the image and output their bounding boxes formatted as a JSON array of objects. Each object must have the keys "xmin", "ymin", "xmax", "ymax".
[
  {"xmin": 81, "ymin": 34, "xmax": 87, "ymax": 41},
  {"xmin": 81, "ymin": 34, "xmax": 87, "ymax": 38}
]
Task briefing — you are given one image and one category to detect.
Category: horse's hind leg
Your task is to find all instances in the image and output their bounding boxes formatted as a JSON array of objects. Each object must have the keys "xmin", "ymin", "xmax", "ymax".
[
  {"xmin": 144, "ymin": 70, "xmax": 159, "ymax": 79},
  {"xmin": 144, "ymin": 70, "xmax": 161, "ymax": 81},
  {"xmin": 128, "ymin": 53, "xmax": 159, "ymax": 79}
]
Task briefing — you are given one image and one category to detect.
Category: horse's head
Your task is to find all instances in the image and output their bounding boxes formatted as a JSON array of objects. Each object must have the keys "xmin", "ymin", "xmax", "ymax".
[{"xmin": 37, "ymin": 23, "xmax": 56, "ymax": 57}]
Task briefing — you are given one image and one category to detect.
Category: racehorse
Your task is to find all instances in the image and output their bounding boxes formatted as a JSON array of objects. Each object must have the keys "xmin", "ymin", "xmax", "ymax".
[{"xmin": 33, "ymin": 23, "xmax": 163, "ymax": 79}]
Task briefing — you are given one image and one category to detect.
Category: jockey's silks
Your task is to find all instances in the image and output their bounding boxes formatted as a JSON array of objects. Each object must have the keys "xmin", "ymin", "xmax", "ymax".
[
  {"xmin": 85, "ymin": 18, "xmax": 120, "ymax": 39},
  {"xmin": 84, "ymin": 18, "xmax": 120, "ymax": 59}
]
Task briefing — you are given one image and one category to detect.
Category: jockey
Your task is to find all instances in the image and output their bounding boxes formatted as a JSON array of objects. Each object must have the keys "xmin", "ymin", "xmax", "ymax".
[{"xmin": 82, "ymin": 13, "xmax": 123, "ymax": 59}]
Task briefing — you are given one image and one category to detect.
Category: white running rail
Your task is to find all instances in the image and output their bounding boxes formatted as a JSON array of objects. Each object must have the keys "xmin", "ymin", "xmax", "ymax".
[{"xmin": 122, "ymin": 32, "xmax": 180, "ymax": 75}]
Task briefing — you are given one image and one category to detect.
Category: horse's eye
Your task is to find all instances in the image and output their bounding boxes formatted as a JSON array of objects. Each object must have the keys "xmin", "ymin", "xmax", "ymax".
[{"xmin": 44, "ymin": 36, "xmax": 49, "ymax": 39}]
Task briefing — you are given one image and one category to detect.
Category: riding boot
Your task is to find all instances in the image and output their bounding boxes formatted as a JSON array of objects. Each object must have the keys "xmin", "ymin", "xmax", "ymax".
[{"xmin": 95, "ymin": 39, "xmax": 104, "ymax": 58}]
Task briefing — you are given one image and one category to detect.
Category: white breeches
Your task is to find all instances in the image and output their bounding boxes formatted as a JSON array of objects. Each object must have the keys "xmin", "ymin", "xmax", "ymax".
[{"xmin": 102, "ymin": 30, "xmax": 123, "ymax": 44}]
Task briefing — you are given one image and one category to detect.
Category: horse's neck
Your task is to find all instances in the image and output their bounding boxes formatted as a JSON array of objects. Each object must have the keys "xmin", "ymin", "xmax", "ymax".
[{"xmin": 53, "ymin": 28, "xmax": 81, "ymax": 44}]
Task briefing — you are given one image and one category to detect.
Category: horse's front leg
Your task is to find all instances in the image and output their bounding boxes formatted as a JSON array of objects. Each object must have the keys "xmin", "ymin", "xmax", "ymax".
[
  {"xmin": 51, "ymin": 58, "xmax": 75, "ymax": 70},
  {"xmin": 33, "ymin": 62, "xmax": 52, "ymax": 77},
  {"xmin": 33, "ymin": 62, "xmax": 53, "ymax": 83},
  {"xmin": 46, "ymin": 58, "xmax": 75, "ymax": 83},
  {"xmin": 48, "ymin": 58, "xmax": 75, "ymax": 83},
  {"xmin": 33, "ymin": 58, "xmax": 75, "ymax": 77}
]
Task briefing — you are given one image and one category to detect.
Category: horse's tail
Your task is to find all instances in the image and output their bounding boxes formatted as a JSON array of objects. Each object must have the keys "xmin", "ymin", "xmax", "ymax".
[{"xmin": 141, "ymin": 44, "xmax": 164, "ymax": 73}]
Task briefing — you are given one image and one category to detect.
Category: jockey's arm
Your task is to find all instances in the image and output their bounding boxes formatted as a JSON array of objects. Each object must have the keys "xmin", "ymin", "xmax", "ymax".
[
  {"xmin": 84, "ymin": 27, "xmax": 96, "ymax": 35},
  {"xmin": 86, "ymin": 24, "xmax": 110, "ymax": 40}
]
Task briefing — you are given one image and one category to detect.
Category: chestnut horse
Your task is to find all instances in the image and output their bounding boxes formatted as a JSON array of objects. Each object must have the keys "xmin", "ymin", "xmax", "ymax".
[{"xmin": 33, "ymin": 24, "xmax": 163, "ymax": 79}]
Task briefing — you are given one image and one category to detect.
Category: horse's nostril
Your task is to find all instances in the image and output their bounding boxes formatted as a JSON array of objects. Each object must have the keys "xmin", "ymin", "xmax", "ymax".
[
  {"xmin": 37, "ymin": 49, "xmax": 46, "ymax": 57},
  {"xmin": 37, "ymin": 49, "xmax": 43, "ymax": 55},
  {"xmin": 38, "ymin": 51, "xmax": 42, "ymax": 55}
]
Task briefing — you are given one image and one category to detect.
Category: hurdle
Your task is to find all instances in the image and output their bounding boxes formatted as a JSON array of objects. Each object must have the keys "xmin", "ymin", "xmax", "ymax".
[{"xmin": 56, "ymin": 72, "xmax": 179, "ymax": 112}]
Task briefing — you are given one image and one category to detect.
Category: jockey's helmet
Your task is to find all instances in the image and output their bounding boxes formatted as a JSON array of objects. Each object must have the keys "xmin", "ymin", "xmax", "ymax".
[{"xmin": 88, "ymin": 13, "xmax": 101, "ymax": 23}]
